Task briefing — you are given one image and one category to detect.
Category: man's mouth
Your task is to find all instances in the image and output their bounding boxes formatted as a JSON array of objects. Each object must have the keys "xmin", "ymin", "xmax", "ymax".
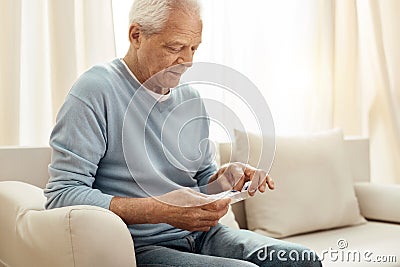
[
  {"xmin": 167, "ymin": 71, "xmax": 183, "ymax": 76},
  {"xmin": 167, "ymin": 65, "xmax": 189, "ymax": 76}
]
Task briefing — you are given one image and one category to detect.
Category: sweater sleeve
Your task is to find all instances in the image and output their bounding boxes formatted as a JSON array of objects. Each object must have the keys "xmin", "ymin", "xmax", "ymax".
[
  {"xmin": 44, "ymin": 94, "xmax": 113, "ymax": 210},
  {"xmin": 193, "ymin": 101, "xmax": 218, "ymax": 193},
  {"xmin": 195, "ymin": 160, "xmax": 218, "ymax": 194}
]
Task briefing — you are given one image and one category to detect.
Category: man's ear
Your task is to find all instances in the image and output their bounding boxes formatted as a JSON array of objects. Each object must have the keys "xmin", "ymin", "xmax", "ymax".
[{"xmin": 129, "ymin": 23, "xmax": 142, "ymax": 49}]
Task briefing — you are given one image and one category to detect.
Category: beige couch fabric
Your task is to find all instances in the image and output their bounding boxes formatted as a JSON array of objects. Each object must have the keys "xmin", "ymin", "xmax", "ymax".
[
  {"xmin": 282, "ymin": 222, "xmax": 400, "ymax": 267},
  {"xmin": 355, "ymin": 182, "xmax": 400, "ymax": 223},
  {"xmin": 0, "ymin": 181, "xmax": 136, "ymax": 267},
  {"xmin": 237, "ymin": 129, "xmax": 366, "ymax": 238}
]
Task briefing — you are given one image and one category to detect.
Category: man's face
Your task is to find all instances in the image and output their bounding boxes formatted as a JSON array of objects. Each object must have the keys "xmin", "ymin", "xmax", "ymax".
[{"xmin": 136, "ymin": 10, "xmax": 202, "ymax": 90}]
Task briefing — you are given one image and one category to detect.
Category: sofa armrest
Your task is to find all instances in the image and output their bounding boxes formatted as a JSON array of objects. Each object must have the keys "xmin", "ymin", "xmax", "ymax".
[
  {"xmin": 354, "ymin": 182, "xmax": 400, "ymax": 223},
  {"xmin": 0, "ymin": 181, "xmax": 136, "ymax": 267}
]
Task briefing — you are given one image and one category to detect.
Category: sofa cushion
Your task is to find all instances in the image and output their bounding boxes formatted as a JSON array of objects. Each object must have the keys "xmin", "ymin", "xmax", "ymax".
[
  {"xmin": 236, "ymin": 129, "xmax": 366, "ymax": 238},
  {"xmin": 355, "ymin": 182, "xmax": 400, "ymax": 223},
  {"xmin": 281, "ymin": 221, "xmax": 400, "ymax": 266}
]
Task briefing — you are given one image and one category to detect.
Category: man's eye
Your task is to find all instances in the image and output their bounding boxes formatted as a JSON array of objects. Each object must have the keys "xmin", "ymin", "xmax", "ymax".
[{"xmin": 168, "ymin": 46, "xmax": 182, "ymax": 52}]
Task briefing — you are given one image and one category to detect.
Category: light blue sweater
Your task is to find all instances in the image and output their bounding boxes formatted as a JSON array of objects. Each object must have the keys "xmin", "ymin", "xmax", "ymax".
[{"xmin": 44, "ymin": 59, "xmax": 217, "ymax": 248}]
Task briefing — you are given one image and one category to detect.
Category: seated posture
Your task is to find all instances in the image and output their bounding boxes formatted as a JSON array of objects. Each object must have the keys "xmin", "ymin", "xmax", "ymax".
[{"xmin": 45, "ymin": 0, "xmax": 321, "ymax": 266}]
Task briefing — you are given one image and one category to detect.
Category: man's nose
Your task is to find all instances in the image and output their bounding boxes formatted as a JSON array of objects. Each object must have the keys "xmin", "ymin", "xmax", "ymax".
[{"xmin": 177, "ymin": 48, "xmax": 194, "ymax": 67}]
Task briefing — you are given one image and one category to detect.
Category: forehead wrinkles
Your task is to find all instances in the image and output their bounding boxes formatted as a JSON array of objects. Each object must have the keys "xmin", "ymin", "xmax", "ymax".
[
  {"xmin": 159, "ymin": 27, "xmax": 201, "ymax": 46},
  {"xmin": 170, "ymin": 29, "xmax": 201, "ymax": 42}
]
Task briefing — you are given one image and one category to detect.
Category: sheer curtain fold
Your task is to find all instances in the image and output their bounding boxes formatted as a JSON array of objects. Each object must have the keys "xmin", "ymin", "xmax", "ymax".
[
  {"xmin": 196, "ymin": 0, "xmax": 335, "ymax": 135},
  {"xmin": 48, "ymin": 0, "xmax": 116, "ymax": 125},
  {"xmin": 0, "ymin": 0, "xmax": 115, "ymax": 146},
  {"xmin": 357, "ymin": 0, "xmax": 400, "ymax": 184},
  {"xmin": 332, "ymin": 0, "xmax": 361, "ymax": 135},
  {"xmin": 0, "ymin": 0, "xmax": 22, "ymax": 145}
]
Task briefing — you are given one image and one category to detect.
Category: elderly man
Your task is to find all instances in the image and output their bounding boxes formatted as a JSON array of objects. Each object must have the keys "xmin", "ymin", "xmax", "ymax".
[{"xmin": 45, "ymin": 0, "xmax": 321, "ymax": 266}]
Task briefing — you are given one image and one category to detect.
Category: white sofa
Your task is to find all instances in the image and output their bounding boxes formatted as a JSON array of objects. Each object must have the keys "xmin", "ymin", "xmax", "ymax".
[
  {"xmin": 0, "ymin": 147, "xmax": 136, "ymax": 267},
  {"xmin": 220, "ymin": 135, "xmax": 400, "ymax": 267},
  {"xmin": 1, "ymin": 136, "xmax": 400, "ymax": 267}
]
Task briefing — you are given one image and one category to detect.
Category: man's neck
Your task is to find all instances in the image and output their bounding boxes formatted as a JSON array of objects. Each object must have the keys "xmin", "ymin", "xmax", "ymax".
[{"xmin": 122, "ymin": 54, "xmax": 170, "ymax": 95}]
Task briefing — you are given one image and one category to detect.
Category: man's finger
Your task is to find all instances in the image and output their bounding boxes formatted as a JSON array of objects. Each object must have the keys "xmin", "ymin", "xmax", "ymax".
[
  {"xmin": 248, "ymin": 171, "xmax": 263, "ymax": 196},
  {"xmin": 232, "ymin": 174, "xmax": 245, "ymax": 191},
  {"xmin": 258, "ymin": 177, "xmax": 267, "ymax": 192},
  {"xmin": 230, "ymin": 164, "xmax": 245, "ymax": 185},
  {"xmin": 199, "ymin": 206, "xmax": 229, "ymax": 221},
  {"xmin": 201, "ymin": 197, "xmax": 230, "ymax": 211},
  {"xmin": 266, "ymin": 175, "xmax": 275, "ymax": 190},
  {"xmin": 244, "ymin": 165, "xmax": 256, "ymax": 181}
]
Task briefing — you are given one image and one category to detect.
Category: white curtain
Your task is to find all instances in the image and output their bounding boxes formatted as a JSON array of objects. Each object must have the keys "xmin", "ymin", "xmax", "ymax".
[
  {"xmin": 333, "ymin": 0, "xmax": 400, "ymax": 184},
  {"xmin": 194, "ymin": 0, "xmax": 400, "ymax": 184},
  {"xmin": 196, "ymin": 0, "xmax": 334, "ymax": 134},
  {"xmin": 0, "ymin": 0, "xmax": 116, "ymax": 146},
  {"xmin": 357, "ymin": 0, "xmax": 400, "ymax": 184}
]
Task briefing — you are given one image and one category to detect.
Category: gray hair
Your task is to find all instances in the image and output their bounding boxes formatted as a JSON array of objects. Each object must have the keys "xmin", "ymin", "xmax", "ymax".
[{"xmin": 129, "ymin": 0, "xmax": 201, "ymax": 36}]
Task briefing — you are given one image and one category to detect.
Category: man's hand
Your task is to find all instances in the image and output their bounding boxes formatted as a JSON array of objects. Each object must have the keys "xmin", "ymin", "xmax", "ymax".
[
  {"xmin": 208, "ymin": 162, "xmax": 275, "ymax": 196},
  {"xmin": 155, "ymin": 188, "xmax": 231, "ymax": 232},
  {"xmin": 110, "ymin": 187, "xmax": 230, "ymax": 232}
]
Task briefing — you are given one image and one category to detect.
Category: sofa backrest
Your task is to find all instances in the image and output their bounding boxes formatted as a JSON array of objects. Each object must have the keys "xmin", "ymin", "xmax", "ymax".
[
  {"xmin": 0, "ymin": 147, "xmax": 51, "ymax": 188},
  {"xmin": 218, "ymin": 137, "xmax": 371, "ymax": 182},
  {"xmin": 219, "ymin": 137, "xmax": 371, "ymax": 229},
  {"xmin": 342, "ymin": 137, "xmax": 371, "ymax": 182}
]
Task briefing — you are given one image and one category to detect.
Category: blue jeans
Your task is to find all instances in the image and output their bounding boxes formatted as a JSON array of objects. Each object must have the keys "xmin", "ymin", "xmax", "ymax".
[{"xmin": 135, "ymin": 224, "xmax": 322, "ymax": 266}]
